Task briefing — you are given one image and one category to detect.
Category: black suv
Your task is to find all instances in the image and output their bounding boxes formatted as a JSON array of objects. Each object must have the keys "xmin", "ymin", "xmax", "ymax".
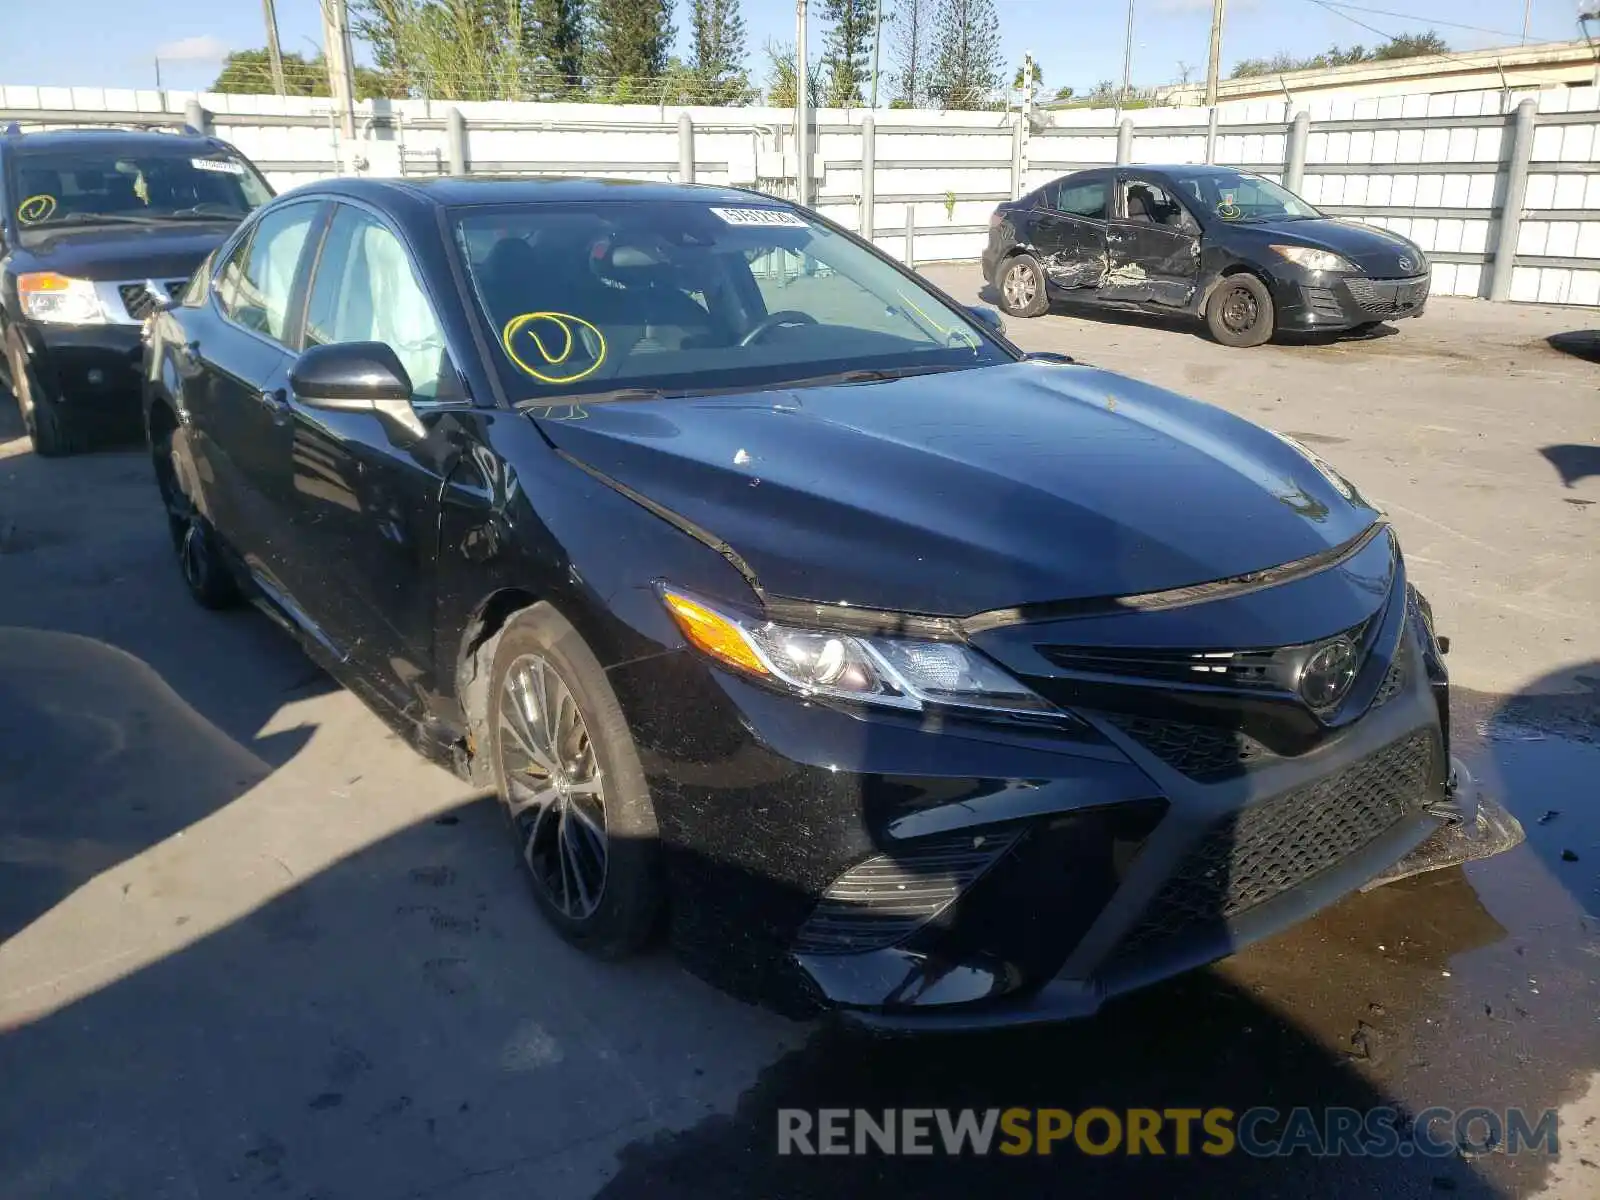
[{"xmin": 1, "ymin": 125, "xmax": 274, "ymax": 455}]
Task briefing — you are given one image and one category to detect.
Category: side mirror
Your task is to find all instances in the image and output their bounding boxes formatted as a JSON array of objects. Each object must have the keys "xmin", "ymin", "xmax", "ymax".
[
  {"xmin": 142, "ymin": 278, "xmax": 176, "ymax": 313},
  {"xmin": 289, "ymin": 341, "xmax": 426, "ymax": 444},
  {"xmin": 966, "ymin": 304, "xmax": 1006, "ymax": 336}
]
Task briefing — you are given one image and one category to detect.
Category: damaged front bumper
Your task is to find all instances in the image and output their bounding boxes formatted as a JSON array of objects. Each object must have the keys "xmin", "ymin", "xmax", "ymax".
[
  {"xmin": 1272, "ymin": 271, "xmax": 1432, "ymax": 332},
  {"xmin": 1363, "ymin": 759, "xmax": 1526, "ymax": 890}
]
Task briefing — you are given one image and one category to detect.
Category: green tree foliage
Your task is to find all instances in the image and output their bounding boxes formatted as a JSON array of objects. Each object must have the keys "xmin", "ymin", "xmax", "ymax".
[
  {"xmin": 1011, "ymin": 59, "xmax": 1041, "ymax": 90},
  {"xmin": 764, "ymin": 39, "xmax": 823, "ymax": 107},
  {"xmin": 350, "ymin": 0, "xmax": 534, "ymax": 100},
  {"xmin": 889, "ymin": 0, "xmax": 931, "ymax": 106},
  {"xmin": 529, "ymin": 0, "xmax": 585, "ymax": 94},
  {"xmin": 926, "ymin": 0, "xmax": 1002, "ymax": 109},
  {"xmin": 210, "ymin": 48, "xmax": 396, "ymax": 98},
  {"xmin": 690, "ymin": 0, "xmax": 753, "ymax": 103},
  {"xmin": 820, "ymin": 0, "xmax": 875, "ymax": 107},
  {"xmin": 1232, "ymin": 31, "xmax": 1448, "ymax": 78},
  {"xmin": 592, "ymin": 0, "xmax": 675, "ymax": 83}
]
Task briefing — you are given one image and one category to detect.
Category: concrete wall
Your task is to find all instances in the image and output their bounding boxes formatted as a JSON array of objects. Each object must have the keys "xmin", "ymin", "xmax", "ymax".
[{"xmin": 3, "ymin": 81, "xmax": 1597, "ymax": 306}]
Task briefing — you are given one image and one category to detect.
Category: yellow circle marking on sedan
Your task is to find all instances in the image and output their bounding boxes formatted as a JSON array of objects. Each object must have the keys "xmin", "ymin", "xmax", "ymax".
[
  {"xmin": 17, "ymin": 194, "xmax": 57, "ymax": 224},
  {"xmin": 501, "ymin": 311, "xmax": 607, "ymax": 384}
]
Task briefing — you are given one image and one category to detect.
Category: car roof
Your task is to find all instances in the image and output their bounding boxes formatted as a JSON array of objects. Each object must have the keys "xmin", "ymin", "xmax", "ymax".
[
  {"xmin": 299, "ymin": 175, "xmax": 780, "ymax": 211},
  {"xmin": 1, "ymin": 127, "xmax": 232, "ymax": 157}
]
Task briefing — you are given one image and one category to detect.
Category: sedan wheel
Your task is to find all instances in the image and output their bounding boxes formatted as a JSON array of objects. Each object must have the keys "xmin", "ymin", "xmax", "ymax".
[
  {"xmin": 498, "ymin": 653, "xmax": 609, "ymax": 920},
  {"xmin": 996, "ymin": 253, "xmax": 1049, "ymax": 318},
  {"xmin": 152, "ymin": 428, "xmax": 239, "ymax": 609},
  {"xmin": 1204, "ymin": 274, "xmax": 1276, "ymax": 348},
  {"xmin": 486, "ymin": 603, "xmax": 661, "ymax": 957}
]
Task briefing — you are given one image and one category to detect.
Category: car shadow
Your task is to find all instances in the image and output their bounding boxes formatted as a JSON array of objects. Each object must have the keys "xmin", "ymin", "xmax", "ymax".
[
  {"xmin": 1538, "ymin": 444, "xmax": 1600, "ymax": 491},
  {"xmin": 1545, "ymin": 331, "xmax": 1600, "ymax": 362}
]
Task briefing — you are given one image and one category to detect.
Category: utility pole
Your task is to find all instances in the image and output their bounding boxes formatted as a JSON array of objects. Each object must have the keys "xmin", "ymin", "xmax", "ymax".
[
  {"xmin": 1520, "ymin": 0, "xmax": 1532, "ymax": 45},
  {"xmin": 322, "ymin": 0, "xmax": 357, "ymax": 140},
  {"xmin": 1118, "ymin": 0, "xmax": 1136, "ymax": 114},
  {"xmin": 263, "ymin": 0, "xmax": 289, "ymax": 95},
  {"xmin": 796, "ymin": 0, "xmax": 811, "ymax": 206},
  {"xmin": 1204, "ymin": 0, "xmax": 1225, "ymax": 106},
  {"xmin": 870, "ymin": 0, "xmax": 883, "ymax": 109}
]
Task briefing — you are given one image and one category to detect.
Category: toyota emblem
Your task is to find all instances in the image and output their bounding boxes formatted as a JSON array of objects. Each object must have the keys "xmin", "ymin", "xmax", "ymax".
[
  {"xmin": 1398, "ymin": 255, "xmax": 1414, "ymax": 272},
  {"xmin": 1300, "ymin": 637, "xmax": 1360, "ymax": 709}
]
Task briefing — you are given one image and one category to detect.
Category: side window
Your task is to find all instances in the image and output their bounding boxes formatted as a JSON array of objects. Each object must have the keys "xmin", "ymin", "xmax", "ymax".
[
  {"xmin": 1055, "ymin": 180, "xmax": 1108, "ymax": 220},
  {"xmin": 218, "ymin": 202, "xmax": 318, "ymax": 343},
  {"xmin": 304, "ymin": 205, "xmax": 454, "ymax": 401},
  {"xmin": 1122, "ymin": 181, "xmax": 1193, "ymax": 231}
]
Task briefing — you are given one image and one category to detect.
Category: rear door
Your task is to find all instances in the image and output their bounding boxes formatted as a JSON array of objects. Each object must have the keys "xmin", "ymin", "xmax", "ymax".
[
  {"xmin": 1104, "ymin": 175, "xmax": 1202, "ymax": 307},
  {"xmin": 184, "ymin": 199, "xmax": 323, "ymax": 583},
  {"xmin": 1029, "ymin": 173, "xmax": 1111, "ymax": 292}
]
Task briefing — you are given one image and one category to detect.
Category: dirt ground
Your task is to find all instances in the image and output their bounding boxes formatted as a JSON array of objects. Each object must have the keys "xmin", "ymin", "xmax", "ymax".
[{"xmin": 0, "ymin": 277, "xmax": 1596, "ymax": 1200}]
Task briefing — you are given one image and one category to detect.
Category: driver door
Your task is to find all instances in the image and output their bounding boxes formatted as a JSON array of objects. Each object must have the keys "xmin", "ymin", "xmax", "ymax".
[
  {"xmin": 1104, "ymin": 176, "xmax": 1202, "ymax": 307},
  {"xmin": 280, "ymin": 201, "xmax": 469, "ymax": 712}
]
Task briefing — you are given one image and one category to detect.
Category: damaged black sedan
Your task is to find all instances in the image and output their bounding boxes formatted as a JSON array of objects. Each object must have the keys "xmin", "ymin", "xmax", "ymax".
[
  {"xmin": 142, "ymin": 177, "xmax": 1513, "ymax": 1030},
  {"xmin": 984, "ymin": 165, "xmax": 1430, "ymax": 347}
]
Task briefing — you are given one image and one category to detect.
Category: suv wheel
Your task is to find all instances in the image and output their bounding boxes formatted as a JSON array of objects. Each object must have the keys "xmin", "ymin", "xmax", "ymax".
[
  {"xmin": 488, "ymin": 603, "xmax": 662, "ymax": 958},
  {"xmin": 8, "ymin": 344, "xmax": 84, "ymax": 456}
]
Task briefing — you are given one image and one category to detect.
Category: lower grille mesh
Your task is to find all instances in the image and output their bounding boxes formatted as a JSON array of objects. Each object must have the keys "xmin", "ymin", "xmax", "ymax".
[
  {"xmin": 794, "ymin": 829, "xmax": 1020, "ymax": 955},
  {"xmin": 1104, "ymin": 714, "xmax": 1275, "ymax": 783},
  {"xmin": 1114, "ymin": 730, "xmax": 1436, "ymax": 957}
]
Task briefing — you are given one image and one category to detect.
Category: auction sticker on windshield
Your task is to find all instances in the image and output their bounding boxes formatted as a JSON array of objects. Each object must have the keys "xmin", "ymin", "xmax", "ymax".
[
  {"xmin": 192, "ymin": 158, "xmax": 245, "ymax": 174},
  {"xmin": 710, "ymin": 207, "xmax": 808, "ymax": 228}
]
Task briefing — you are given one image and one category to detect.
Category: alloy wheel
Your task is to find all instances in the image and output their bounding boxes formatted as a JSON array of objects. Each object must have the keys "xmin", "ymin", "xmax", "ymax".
[
  {"xmin": 1003, "ymin": 262, "xmax": 1037, "ymax": 309},
  {"xmin": 498, "ymin": 652, "xmax": 609, "ymax": 920}
]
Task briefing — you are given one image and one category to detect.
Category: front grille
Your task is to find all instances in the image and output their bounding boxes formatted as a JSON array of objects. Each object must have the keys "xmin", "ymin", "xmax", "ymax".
[
  {"xmin": 1371, "ymin": 638, "xmax": 1408, "ymax": 709},
  {"xmin": 118, "ymin": 279, "xmax": 187, "ymax": 320},
  {"xmin": 793, "ymin": 828, "xmax": 1021, "ymax": 955},
  {"xmin": 1104, "ymin": 714, "xmax": 1275, "ymax": 783},
  {"xmin": 1043, "ymin": 645, "xmax": 1283, "ymax": 690},
  {"xmin": 1346, "ymin": 275, "xmax": 1429, "ymax": 316},
  {"xmin": 1114, "ymin": 730, "xmax": 1436, "ymax": 956}
]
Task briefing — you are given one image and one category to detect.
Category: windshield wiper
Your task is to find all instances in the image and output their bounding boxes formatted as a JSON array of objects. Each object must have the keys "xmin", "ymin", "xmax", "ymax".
[
  {"xmin": 159, "ymin": 209, "xmax": 250, "ymax": 221},
  {"xmin": 781, "ymin": 363, "xmax": 977, "ymax": 388},
  {"xmin": 29, "ymin": 212, "xmax": 165, "ymax": 227},
  {"xmin": 517, "ymin": 387, "xmax": 667, "ymax": 411}
]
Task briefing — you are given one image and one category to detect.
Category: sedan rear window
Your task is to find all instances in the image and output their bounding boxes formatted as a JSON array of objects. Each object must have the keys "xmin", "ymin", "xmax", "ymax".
[{"xmin": 453, "ymin": 201, "xmax": 1011, "ymax": 401}]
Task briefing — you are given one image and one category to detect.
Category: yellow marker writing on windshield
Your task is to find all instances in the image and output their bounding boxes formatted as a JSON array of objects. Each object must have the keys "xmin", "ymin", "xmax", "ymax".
[
  {"xmin": 501, "ymin": 312, "xmax": 607, "ymax": 384},
  {"xmin": 17, "ymin": 194, "xmax": 56, "ymax": 224}
]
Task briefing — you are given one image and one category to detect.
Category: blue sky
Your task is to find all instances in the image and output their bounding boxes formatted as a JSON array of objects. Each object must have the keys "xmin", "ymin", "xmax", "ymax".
[{"xmin": 0, "ymin": 0, "xmax": 1589, "ymax": 96}]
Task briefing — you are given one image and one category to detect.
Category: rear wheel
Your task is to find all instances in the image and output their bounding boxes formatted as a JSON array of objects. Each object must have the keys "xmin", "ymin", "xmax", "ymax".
[
  {"xmin": 151, "ymin": 423, "xmax": 239, "ymax": 609},
  {"xmin": 996, "ymin": 253, "xmax": 1050, "ymax": 318},
  {"xmin": 488, "ymin": 603, "xmax": 661, "ymax": 958},
  {"xmin": 1205, "ymin": 274, "xmax": 1275, "ymax": 348}
]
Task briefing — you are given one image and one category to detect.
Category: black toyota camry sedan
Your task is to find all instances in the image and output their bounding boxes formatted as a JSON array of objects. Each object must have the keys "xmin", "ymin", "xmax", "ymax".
[
  {"xmin": 983, "ymin": 165, "xmax": 1430, "ymax": 347},
  {"xmin": 142, "ymin": 176, "xmax": 1479, "ymax": 1028}
]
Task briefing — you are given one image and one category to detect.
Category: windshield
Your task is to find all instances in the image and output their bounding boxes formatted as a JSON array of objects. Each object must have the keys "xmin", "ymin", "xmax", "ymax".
[
  {"xmin": 1167, "ymin": 171, "xmax": 1321, "ymax": 223},
  {"xmin": 453, "ymin": 200, "xmax": 1012, "ymax": 402},
  {"xmin": 10, "ymin": 148, "xmax": 273, "ymax": 235}
]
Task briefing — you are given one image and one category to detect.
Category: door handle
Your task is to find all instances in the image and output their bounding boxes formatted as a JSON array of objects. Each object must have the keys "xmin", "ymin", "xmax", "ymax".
[{"xmin": 259, "ymin": 387, "xmax": 289, "ymax": 421}]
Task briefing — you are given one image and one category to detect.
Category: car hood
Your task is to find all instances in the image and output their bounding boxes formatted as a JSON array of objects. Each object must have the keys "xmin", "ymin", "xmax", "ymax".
[
  {"xmin": 533, "ymin": 361, "xmax": 1381, "ymax": 616},
  {"xmin": 1246, "ymin": 217, "xmax": 1426, "ymax": 276},
  {"xmin": 10, "ymin": 221, "xmax": 237, "ymax": 281}
]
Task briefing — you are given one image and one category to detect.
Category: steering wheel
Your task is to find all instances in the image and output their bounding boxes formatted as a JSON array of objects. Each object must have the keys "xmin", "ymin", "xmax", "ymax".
[{"xmin": 739, "ymin": 310, "xmax": 818, "ymax": 347}]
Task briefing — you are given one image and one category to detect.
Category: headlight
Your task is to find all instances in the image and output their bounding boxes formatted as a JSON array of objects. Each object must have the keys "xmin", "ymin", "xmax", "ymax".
[
  {"xmin": 1270, "ymin": 245, "xmax": 1356, "ymax": 273},
  {"xmin": 658, "ymin": 586, "xmax": 1057, "ymax": 718},
  {"xmin": 18, "ymin": 273, "xmax": 107, "ymax": 325}
]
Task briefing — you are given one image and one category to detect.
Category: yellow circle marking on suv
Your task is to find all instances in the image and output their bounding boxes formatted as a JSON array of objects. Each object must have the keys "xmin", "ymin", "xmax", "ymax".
[
  {"xmin": 17, "ymin": 194, "xmax": 56, "ymax": 224},
  {"xmin": 501, "ymin": 312, "xmax": 607, "ymax": 384}
]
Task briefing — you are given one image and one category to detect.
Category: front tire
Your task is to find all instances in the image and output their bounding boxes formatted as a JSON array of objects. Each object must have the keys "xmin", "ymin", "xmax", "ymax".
[
  {"xmin": 8, "ymin": 344, "xmax": 84, "ymax": 456},
  {"xmin": 488, "ymin": 603, "xmax": 661, "ymax": 959},
  {"xmin": 996, "ymin": 253, "xmax": 1050, "ymax": 318},
  {"xmin": 1205, "ymin": 274, "xmax": 1275, "ymax": 348}
]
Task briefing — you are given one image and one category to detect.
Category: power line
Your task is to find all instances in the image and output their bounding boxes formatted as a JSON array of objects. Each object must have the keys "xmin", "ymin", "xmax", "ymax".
[
  {"xmin": 1313, "ymin": 1, "xmax": 1545, "ymax": 43},
  {"xmin": 1302, "ymin": 0, "xmax": 1492, "ymax": 70}
]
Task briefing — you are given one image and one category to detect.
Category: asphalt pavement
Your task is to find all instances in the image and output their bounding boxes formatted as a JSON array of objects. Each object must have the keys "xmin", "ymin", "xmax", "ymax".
[{"xmin": 0, "ymin": 277, "xmax": 1595, "ymax": 1199}]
